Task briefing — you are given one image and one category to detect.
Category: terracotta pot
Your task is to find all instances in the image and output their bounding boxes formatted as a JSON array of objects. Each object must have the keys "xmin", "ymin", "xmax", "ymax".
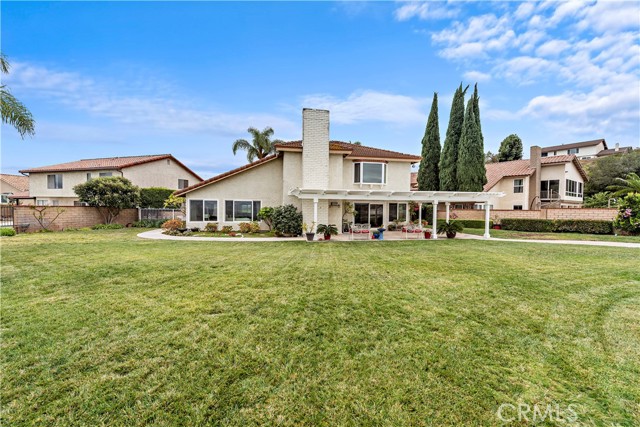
[
  {"xmin": 324, "ymin": 234, "xmax": 331, "ymax": 241},
  {"xmin": 424, "ymin": 231, "xmax": 432, "ymax": 239}
]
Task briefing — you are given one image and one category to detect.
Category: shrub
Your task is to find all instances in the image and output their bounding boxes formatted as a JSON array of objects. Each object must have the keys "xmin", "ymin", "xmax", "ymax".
[
  {"xmin": 257, "ymin": 207, "xmax": 275, "ymax": 230},
  {"xmin": 613, "ymin": 193, "xmax": 640, "ymax": 235},
  {"xmin": 92, "ymin": 223, "xmax": 124, "ymax": 230},
  {"xmin": 74, "ymin": 176, "xmax": 140, "ymax": 224},
  {"xmin": 162, "ymin": 219, "xmax": 185, "ymax": 231},
  {"xmin": 139, "ymin": 187, "xmax": 174, "ymax": 208},
  {"xmin": 1, "ymin": 227, "xmax": 16, "ymax": 237},
  {"xmin": 238, "ymin": 222, "xmax": 252, "ymax": 233},
  {"xmin": 221, "ymin": 225, "xmax": 234, "ymax": 234},
  {"xmin": 436, "ymin": 219, "xmax": 492, "ymax": 229},
  {"xmin": 132, "ymin": 219, "xmax": 166, "ymax": 228},
  {"xmin": 501, "ymin": 219, "xmax": 555, "ymax": 232},
  {"xmin": 249, "ymin": 221, "xmax": 260, "ymax": 233},
  {"xmin": 204, "ymin": 222, "xmax": 219, "ymax": 232},
  {"xmin": 272, "ymin": 204, "xmax": 303, "ymax": 236}
]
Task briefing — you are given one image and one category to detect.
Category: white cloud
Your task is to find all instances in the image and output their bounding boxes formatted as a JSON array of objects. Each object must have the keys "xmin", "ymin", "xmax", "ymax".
[
  {"xmin": 463, "ymin": 70, "xmax": 492, "ymax": 82},
  {"xmin": 394, "ymin": 1, "xmax": 458, "ymax": 21},
  {"xmin": 535, "ymin": 39, "xmax": 571, "ymax": 56},
  {"xmin": 301, "ymin": 90, "xmax": 427, "ymax": 125}
]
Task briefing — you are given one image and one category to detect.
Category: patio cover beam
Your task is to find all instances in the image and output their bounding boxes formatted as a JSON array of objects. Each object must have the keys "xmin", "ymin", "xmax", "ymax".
[{"xmin": 289, "ymin": 188, "xmax": 504, "ymax": 203}]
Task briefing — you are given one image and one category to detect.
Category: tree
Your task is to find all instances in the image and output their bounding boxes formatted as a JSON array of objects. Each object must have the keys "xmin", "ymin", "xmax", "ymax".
[
  {"xmin": 607, "ymin": 172, "xmax": 640, "ymax": 197},
  {"xmin": 232, "ymin": 127, "xmax": 283, "ymax": 163},
  {"xmin": 140, "ymin": 187, "xmax": 174, "ymax": 208},
  {"xmin": 498, "ymin": 134, "xmax": 523, "ymax": 162},
  {"xmin": 583, "ymin": 191, "xmax": 617, "ymax": 208},
  {"xmin": 584, "ymin": 150, "xmax": 640, "ymax": 195},
  {"xmin": 74, "ymin": 177, "xmax": 140, "ymax": 224},
  {"xmin": 439, "ymin": 83, "xmax": 468, "ymax": 190},
  {"xmin": 485, "ymin": 151, "xmax": 499, "ymax": 164},
  {"xmin": 417, "ymin": 93, "xmax": 441, "ymax": 191},
  {"xmin": 456, "ymin": 97, "xmax": 487, "ymax": 191},
  {"xmin": 1, "ymin": 53, "xmax": 35, "ymax": 139},
  {"xmin": 163, "ymin": 193, "xmax": 185, "ymax": 215},
  {"xmin": 257, "ymin": 206, "xmax": 275, "ymax": 230}
]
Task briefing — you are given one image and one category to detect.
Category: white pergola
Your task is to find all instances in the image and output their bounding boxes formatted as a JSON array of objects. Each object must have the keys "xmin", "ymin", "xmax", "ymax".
[{"xmin": 289, "ymin": 188, "xmax": 505, "ymax": 239}]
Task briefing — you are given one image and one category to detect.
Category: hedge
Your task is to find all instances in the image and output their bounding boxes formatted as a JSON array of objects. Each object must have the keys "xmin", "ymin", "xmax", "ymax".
[
  {"xmin": 437, "ymin": 219, "xmax": 492, "ymax": 229},
  {"xmin": 139, "ymin": 187, "xmax": 174, "ymax": 208},
  {"xmin": 501, "ymin": 218, "xmax": 613, "ymax": 234}
]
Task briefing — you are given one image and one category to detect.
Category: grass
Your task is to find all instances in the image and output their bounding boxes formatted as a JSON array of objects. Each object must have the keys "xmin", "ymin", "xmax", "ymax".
[
  {"xmin": 463, "ymin": 227, "xmax": 640, "ymax": 243},
  {"xmin": 192, "ymin": 231, "xmax": 277, "ymax": 238},
  {"xmin": 2, "ymin": 229, "xmax": 639, "ymax": 426}
]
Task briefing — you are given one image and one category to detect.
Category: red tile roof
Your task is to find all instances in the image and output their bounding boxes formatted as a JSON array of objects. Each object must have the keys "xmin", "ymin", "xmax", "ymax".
[
  {"xmin": 7, "ymin": 191, "xmax": 33, "ymax": 199},
  {"xmin": 174, "ymin": 154, "xmax": 280, "ymax": 196},
  {"xmin": 484, "ymin": 155, "xmax": 588, "ymax": 191},
  {"xmin": 19, "ymin": 154, "xmax": 202, "ymax": 181},
  {"xmin": 0, "ymin": 174, "xmax": 29, "ymax": 191},
  {"xmin": 275, "ymin": 140, "xmax": 421, "ymax": 161},
  {"xmin": 542, "ymin": 138, "xmax": 606, "ymax": 153}
]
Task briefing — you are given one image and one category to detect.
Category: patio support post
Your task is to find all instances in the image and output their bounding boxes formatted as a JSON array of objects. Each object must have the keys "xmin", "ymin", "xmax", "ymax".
[
  {"xmin": 445, "ymin": 202, "xmax": 450, "ymax": 224},
  {"xmin": 418, "ymin": 203, "xmax": 422, "ymax": 226},
  {"xmin": 432, "ymin": 201, "xmax": 438, "ymax": 240},
  {"xmin": 484, "ymin": 201, "xmax": 491, "ymax": 239},
  {"xmin": 313, "ymin": 197, "xmax": 318, "ymax": 239}
]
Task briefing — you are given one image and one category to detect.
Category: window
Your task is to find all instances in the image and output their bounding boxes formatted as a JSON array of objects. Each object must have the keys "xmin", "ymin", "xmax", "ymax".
[
  {"xmin": 99, "ymin": 172, "xmax": 112, "ymax": 177},
  {"xmin": 1, "ymin": 194, "xmax": 9, "ymax": 204},
  {"xmin": 47, "ymin": 174, "xmax": 63, "ymax": 189},
  {"xmin": 568, "ymin": 148, "xmax": 579, "ymax": 154},
  {"xmin": 541, "ymin": 152, "xmax": 548, "ymax": 157},
  {"xmin": 189, "ymin": 200, "xmax": 218, "ymax": 222},
  {"xmin": 353, "ymin": 162, "xmax": 387, "ymax": 184},
  {"xmin": 86, "ymin": 173, "xmax": 92, "ymax": 181},
  {"xmin": 513, "ymin": 179, "xmax": 524, "ymax": 194},
  {"xmin": 37, "ymin": 200, "xmax": 48, "ymax": 206},
  {"xmin": 541, "ymin": 180, "xmax": 560, "ymax": 199},
  {"xmin": 566, "ymin": 179, "xmax": 582, "ymax": 197},
  {"xmin": 74, "ymin": 201, "xmax": 89, "ymax": 207},
  {"xmin": 51, "ymin": 200, "xmax": 60, "ymax": 206},
  {"xmin": 388, "ymin": 203, "xmax": 408, "ymax": 222},
  {"xmin": 178, "ymin": 179, "xmax": 189, "ymax": 190},
  {"xmin": 473, "ymin": 203, "xmax": 493, "ymax": 210},
  {"xmin": 225, "ymin": 200, "xmax": 261, "ymax": 222},
  {"xmin": 513, "ymin": 205, "xmax": 523, "ymax": 210}
]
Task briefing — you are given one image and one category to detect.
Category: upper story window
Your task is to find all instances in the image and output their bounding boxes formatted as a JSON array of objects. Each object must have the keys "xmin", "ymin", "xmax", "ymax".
[
  {"xmin": 513, "ymin": 179, "xmax": 524, "ymax": 194},
  {"xmin": 99, "ymin": 172, "xmax": 113, "ymax": 177},
  {"xmin": 178, "ymin": 179, "xmax": 189, "ymax": 189},
  {"xmin": 567, "ymin": 148, "xmax": 579, "ymax": 154},
  {"xmin": 354, "ymin": 162, "xmax": 387, "ymax": 184},
  {"xmin": 541, "ymin": 152, "xmax": 548, "ymax": 157},
  {"xmin": 47, "ymin": 174, "xmax": 63, "ymax": 189},
  {"xmin": 86, "ymin": 173, "xmax": 92, "ymax": 181},
  {"xmin": 566, "ymin": 179, "xmax": 583, "ymax": 198}
]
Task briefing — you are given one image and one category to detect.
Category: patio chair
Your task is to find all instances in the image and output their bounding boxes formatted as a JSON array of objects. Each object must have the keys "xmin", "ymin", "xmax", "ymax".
[
  {"xmin": 402, "ymin": 224, "xmax": 424, "ymax": 239},
  {"xmin": 349, "ymin": 223, "xmax": 370, "ymax": 240}
]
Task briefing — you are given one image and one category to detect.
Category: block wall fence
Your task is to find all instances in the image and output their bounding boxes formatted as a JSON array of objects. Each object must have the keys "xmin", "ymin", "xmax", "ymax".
[
  {"xmin": 436, "ymin": 208, "xmax": 617, "ymax": 222},
  {"xmin": 13, "ymin": 206, "xmax": 138, "ymax": 232}
]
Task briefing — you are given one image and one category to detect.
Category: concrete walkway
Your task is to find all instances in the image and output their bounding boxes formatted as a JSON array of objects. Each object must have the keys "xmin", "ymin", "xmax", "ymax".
[
  {"xmin": 138, "ymin": 229, "xmax": 640, "ymax": 248},
  {"xmin": 457, "ymin": 232, "xmax": 640, "ymax": 248}
]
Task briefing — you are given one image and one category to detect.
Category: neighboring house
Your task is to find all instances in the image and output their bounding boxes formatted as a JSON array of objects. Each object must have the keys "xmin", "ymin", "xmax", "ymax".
[
  {"xmin": 176, "ymin": 108, "xmax": 502, "ymax": 235},
  {"xmin": 595, "ymin": 143, "xmax": 635, "ymax": 157},
  {"xmin": 0, "ymin": 174, "xmax": 29, "ymax": 204},
  {"xmin": 541, "ymin": 138, "xmax": 634, "ymax": 160},
  {"xmin": 484, "ymin": 146, "xmax": 588, "ymax": 210},
  {"xmin": 19, "ymin": 154, "xmax": 202, "ymax": 206}
]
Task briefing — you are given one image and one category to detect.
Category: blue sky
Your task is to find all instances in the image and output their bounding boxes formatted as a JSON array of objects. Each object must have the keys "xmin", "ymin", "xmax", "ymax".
[{"xmin": 2, "ymin": 1, "xmax": 639, "ymax": 178}]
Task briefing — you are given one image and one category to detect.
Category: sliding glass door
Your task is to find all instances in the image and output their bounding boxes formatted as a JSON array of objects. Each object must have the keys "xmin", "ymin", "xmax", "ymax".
[{"xmin": 354, "ymin": 203, "xmax": 384, "ymax": 227}]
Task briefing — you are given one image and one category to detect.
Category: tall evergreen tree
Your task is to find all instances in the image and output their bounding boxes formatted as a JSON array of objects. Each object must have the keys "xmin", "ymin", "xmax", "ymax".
[
  {"xmin": 456, "ymin": 98, "xmax": 487, "ymax": 191},
  {"xmin": 417, "ymin": 93, "xmax": 441, "ymax": 191},
  {"xmin": 472, "ymin": 83, "xmax": 483, "ymax": 146},
  {"xmin": 439, "ymin": 83, "xmax": 468, "ymax": 190},
  {"xmin": 498, "ymin": 134, "xmax": 523, "ymax": 162}
]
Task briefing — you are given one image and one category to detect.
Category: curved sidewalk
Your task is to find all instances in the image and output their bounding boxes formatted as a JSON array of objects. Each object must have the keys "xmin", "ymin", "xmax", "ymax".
[
  {"xmin": 137, "ymin": 228, "xmax": 304, "ymax": 242},
  {"xmin": 457, "ymin": 233, "xmax": 640, "ymax": 248}
]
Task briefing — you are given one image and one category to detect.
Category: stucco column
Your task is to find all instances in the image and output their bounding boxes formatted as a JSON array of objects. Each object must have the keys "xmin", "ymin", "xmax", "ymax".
[
  {"xmin": 445, "ymin": 202, "xmax": 450, "ymax": 224},
  {"xmin": 484, "ymin": 201, "xmax": 491, "ymax": 239},
  {"xmin": 313, "ymin": 197, "xmax": 318, "ymax": 239},
  {"xmin": 432, "ymin": 201, "xmax": 438, "ymax": 240},
  {"xmin": 418, "ymin": 202, "xmax": 422, "ymax": 226}
]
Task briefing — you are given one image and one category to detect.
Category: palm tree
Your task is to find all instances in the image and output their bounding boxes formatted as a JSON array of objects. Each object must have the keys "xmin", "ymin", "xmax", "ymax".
[
  {"xmin": 608, "ymin": 172, "xmax": 640, "ymax": 197},
  {"xmin": 1, "ymin": 53, "xmax": 35, "ymax": 139},
  {"xmin": 232, "ymin": 127, "xmax": 283, "ymax": 163}
]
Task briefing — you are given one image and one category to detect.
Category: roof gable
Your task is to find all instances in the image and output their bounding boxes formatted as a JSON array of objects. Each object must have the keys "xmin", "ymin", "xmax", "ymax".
[
  {"xmin": 484, "ymin": 155, "xmax": 588, "ymax": 191},
  {"xmin": 274, "ymin": 140, "xmax": 421, "ymax": 161}
]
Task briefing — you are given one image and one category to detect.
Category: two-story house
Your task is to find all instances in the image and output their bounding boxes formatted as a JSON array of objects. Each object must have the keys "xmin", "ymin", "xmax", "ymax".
[
  {"xmin": 19, "ymin": 154, "xmax": 202, "ymax": 206},
  {"xmin": 0, "ymin": 174, "xmax": 29, "ymax": 204},
  {"xmin": 176, "ymin": 108, "xmax": 503, "ymax": 237}
]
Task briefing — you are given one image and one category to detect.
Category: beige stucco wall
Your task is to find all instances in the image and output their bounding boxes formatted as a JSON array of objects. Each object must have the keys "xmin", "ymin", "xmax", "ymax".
[
  {"xmin": 282, "ymin": 152, "xmax": 303, "ymax": 206},
  {"xmin": 341, "ymin": 160, "xmax": 413, "ymax": 191},
  {"xmin": 0, "ymin": 180, "xmax": 24, "ymax": 195},
  {"xmin": 123, "ymin": 159, "xmax": 201, "ymax": 189},
  {"xmin": 184, "ymin": 157, "xmax": 286, "ymax": 229},
  {"xmin": 545, "ymin": 142, "xmax": 604, "ymax": 158},
  {"xmin": 490, "ymin": 176, "xmax": 530, "ymax": 210},
  {"xmin": 28, "ymin": 170, "xmax": 122, "ymax": 205}
]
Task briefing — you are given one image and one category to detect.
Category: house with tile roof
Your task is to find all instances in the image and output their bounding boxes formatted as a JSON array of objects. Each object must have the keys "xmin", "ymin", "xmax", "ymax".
[
  {"xmin": 0, "ymin": 174, "xmax": 30, "ymax": 204},
  {"xmin": 484, "ymin": 146, "xmax": 588, "ymax": 210},
  {"xmin": 19, "ymin": 154, "xmax": 202, "ymax": 206},
  {"xmin": 176, "ymin": 108, "xmax": 504, "ymax": 237},
  {"xmin": 541, "ymin": 138, "xmax": 635, "ymax": 160}
]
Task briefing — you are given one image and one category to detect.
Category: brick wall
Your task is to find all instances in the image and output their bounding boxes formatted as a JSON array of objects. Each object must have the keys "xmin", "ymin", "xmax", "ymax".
[
  {"xmin": 302, "ymin": 108, "xmax": 330, "ymax": 188},
  {"xmin": 437, "ymin": 208, "xmax": 617, "ymax": 222},
  {"xmin": 13, "ymin": 206, "xmax": 138, "ymax": 232}
]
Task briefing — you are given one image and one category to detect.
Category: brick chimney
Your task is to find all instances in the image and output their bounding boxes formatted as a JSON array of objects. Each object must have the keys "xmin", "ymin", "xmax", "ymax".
[
  {"xmin": 529, "ymin": 146, "xmax": 542, "ymax": 210},
  {"xmin": 302, "ymin": 108, "xmax": 330, "ymax": 189}
]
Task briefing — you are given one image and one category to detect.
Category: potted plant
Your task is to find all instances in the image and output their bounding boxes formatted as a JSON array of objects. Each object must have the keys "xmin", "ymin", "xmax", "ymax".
[
  {"xmin": 303, "ymin": 222, "xmax": 316, "ymax": 242},
  {"xmin": 437, "ymin": 220, "xmax": 464, "ymax": 239},
  {"xmin": 316, "ymin": 223, "xmax": 338, "ymax": 240},
  {"xmin": 492, "ymin": 215, "xmax": 502, "ymax": 230}
]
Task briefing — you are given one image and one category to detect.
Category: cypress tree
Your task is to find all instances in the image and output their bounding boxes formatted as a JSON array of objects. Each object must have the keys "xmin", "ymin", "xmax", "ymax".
[
  {"xmin": 456, "ymin": 97, "xmax": 487, "ymax": 191},
  {"xmin": 417, "ymin": 93, "xmax": 441, "ymax": 191},
  {"xmin": 439, "ymin": 83, "xmax": 468, "ymax": 191},
  {"xmin": 472, "ymin": 83, "xmax": 484, "ymax": 147}
]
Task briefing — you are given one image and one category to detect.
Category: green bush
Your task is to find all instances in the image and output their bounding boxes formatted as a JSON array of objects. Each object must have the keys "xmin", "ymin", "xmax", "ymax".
[
  {"xmin": 613, "ymin": 193, "xmax": 640, "ymax": 235},
  {"xmin": 501, "ymin": 218, "xmax": 613, "ymax": 234},
  {"xmin": 221, "ymin": 225, "xmax": 234, "ymax": 234},
  {"xmin": 1, "ymin": 227, "xmax": 16, "ymax": 237},
  {"xmin": 132, "ymin": 219, "xmax": 167, "ymax": 228},
  {"xmin": 204, "ymin": 222, "xmax": 219, "ymax": 232},
  {"xmin": 92, "ymin": 223, "xmax": 124, "ymax": 230},
  {"xmin": 437, "ymin": 219, "xmax": 492, "ymax": 229},
  {"xmin": 272, "ymin": 204, "xmax": 303, "ymax": 236},
  {"xmin": 140, "ymin": 188, "xmax": 175, "ymax": 208}
]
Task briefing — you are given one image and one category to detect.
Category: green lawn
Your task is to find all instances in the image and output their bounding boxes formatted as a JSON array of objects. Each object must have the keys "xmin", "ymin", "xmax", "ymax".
[
  {"xmin": 2, "ymin": 229, "xmax": 639, "ymax": 426},
  {"xmin": 463, "ymin": 227, "xmax": 640, "ymax": 243}
]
